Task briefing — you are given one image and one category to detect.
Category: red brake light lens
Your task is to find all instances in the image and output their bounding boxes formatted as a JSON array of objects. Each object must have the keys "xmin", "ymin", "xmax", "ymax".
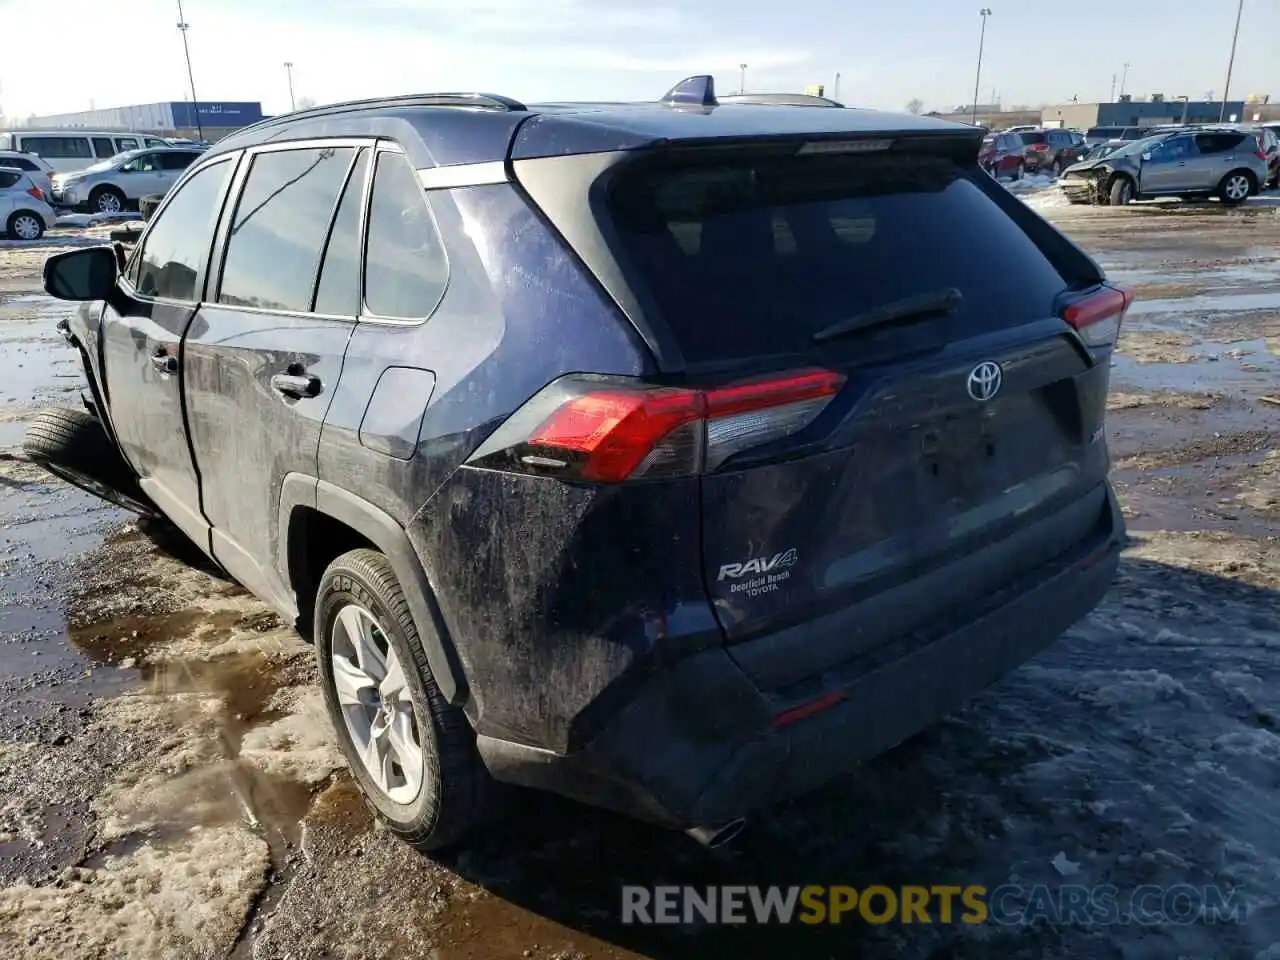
[
  {"xmin": 27, "ymin": 186, "xmax": 44, "ymax": 201},
  {"xmin": 474, "ymin": 370, "xmax": 846, "ymax": 483},
  {"xmin": 1062, "ymin": 286, "xmax": 1132, "ymax": 347}
]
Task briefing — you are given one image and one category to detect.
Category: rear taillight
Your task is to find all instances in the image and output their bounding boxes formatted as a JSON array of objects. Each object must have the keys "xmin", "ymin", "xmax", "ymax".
[
  {"xmin": 468, "ymin": 369, "xmax": 846, "ymax": 483},
  {"xmin": 1257, "ymin": 151, "xmax": 1268, "ymax": 162},
  {"xmin": 1029, "ymin": 143, "xmax": 1049, "ymax": 151},
  {"xmin": 1061, "ymin": 286, "xmax": 1132, "ymax": 348},
  {"xmin": 27, "ymin": 186, "xmax": 44, "ymax": 201}
]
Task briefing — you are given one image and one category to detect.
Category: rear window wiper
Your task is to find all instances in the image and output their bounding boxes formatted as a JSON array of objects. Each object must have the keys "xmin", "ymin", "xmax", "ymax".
[{"xmin": 812, "ymin": 288, "xmax": 963, "ymax": 344}]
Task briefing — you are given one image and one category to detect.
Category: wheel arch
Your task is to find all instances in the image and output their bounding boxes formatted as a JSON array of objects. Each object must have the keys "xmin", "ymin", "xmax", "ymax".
[{"xmin": 279, "ymin": 474, "xmax": 468, "ymax": 707}]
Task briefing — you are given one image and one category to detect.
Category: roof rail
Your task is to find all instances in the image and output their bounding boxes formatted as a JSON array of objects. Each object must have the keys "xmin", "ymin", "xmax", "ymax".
[
  {"xmin": 231, "ymin": 91, "xmax": 528, "ymax": 136},
  {"xmin": 718, "ymin": 93, "xmax": 846, "ymax": 108}
]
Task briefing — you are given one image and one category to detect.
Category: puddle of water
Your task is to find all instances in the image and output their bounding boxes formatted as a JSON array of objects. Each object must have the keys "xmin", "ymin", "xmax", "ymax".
[
  {"xmin": 1108, "ymin": 263, "xmax": 1280, "ymax": 288},
  {"xmin": 1111, "ymin": 338, "xmax": 1280, "ymax": 397},
  {"xmin": 1128, "ymin": 290, "xmax": 1280, "ymax": 316}
]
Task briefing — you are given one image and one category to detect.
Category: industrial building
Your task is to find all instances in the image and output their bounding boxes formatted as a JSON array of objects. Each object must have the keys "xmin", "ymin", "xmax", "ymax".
[
  {"xmin": 10, "ymin": 101, "xmax": 266, "ymax": 141},
  {"xmin": 1040, "ymin": 96, "xmax": 1255, "ymax": 131}
]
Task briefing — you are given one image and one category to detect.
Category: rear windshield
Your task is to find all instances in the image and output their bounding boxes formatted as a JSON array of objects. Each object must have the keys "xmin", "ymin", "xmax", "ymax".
[
  {"xmin": 606, "ymin": 150, "xmax": 1069, "ymax": 364},
  {"xmin": 1018, "ymin": 132, "xmax": 1047, "ymax": 144}
]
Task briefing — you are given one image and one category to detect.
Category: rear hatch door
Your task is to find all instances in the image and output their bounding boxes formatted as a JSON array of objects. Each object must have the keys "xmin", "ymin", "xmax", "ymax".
[{"xmin": 603, "ymin": 139, "xmax": 1112, "ymax": 680}]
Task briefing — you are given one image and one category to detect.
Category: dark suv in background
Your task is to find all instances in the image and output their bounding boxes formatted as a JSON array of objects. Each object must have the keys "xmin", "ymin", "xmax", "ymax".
[
  {"xmin": 32, "ymin": 75, "xmax": 1127, "ymax": 852},
  {"xmin": 1019, "ymin": 128, "xmax": 1087, "ymax": 175}
]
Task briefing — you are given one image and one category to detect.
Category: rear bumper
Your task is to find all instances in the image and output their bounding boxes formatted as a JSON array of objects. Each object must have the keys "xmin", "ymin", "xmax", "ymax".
[{"xmin": 478, "ymin": 482, "xmax": 1125, "ymax": 828}]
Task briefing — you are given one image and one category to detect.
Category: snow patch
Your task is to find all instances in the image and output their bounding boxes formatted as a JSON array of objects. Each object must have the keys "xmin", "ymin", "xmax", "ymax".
[
  {"xmin": 54, "ymin": 212, "xmax": 142, "ymax": 228},
  {"xmin": 237, "ymin": 687, "xmax": 344, "ymax": 787},
  {"xmin": 0, "ymin": 825, "xmax": 269, "ymax": 959}
]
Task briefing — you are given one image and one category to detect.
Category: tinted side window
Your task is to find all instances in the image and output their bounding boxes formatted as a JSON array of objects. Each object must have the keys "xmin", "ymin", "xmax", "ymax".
[
  {"xmin": 158, "ymin": 151, "xmax": 198, "ymax": 171},
  {"xmin": 6, "ymin": 157, "xmax": 39, "ymax": 171},
  {"xmin": 23, "ymin": 137, "xmax": 93, "ymax": 159},
  {"xmin": 0, "ymin": 171, "xmax": 21, "ymax": 189},
  {"xmin": 135, "ymin": 159, "xmax": 233, "ymax": 301},
  {"xmin": 1195, "ymin": 133, "xmax": 1245, "ymax": 154},
  {"xmin": 218, "ymin": 146, "xmax": 354, "ymax": 312},
  {"xmin": 92, "ymin": 137, "xmax": 116, "ymax": 158},
  {"xmin": 314, "ymin": 149, "xmax": 369, "ymax": 316},
  {"xmin": 363, "ymin": 151, "xmax": 448, "ymax": 319}
]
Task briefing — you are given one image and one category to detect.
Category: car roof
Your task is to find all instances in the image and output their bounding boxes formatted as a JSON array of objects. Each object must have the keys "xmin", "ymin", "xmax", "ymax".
[{"xmin": 207, "ymin": 79, "xmax": 979, "ymax": 167}]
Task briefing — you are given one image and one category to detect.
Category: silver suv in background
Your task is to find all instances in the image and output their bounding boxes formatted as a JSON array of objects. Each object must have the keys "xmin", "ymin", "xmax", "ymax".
[
  {"xmin": 1059, "ymin": 128, "xmax": 1268, "ymax": 206},
  {"xmin": 50, "ymin": 147, "xmax": 204, "ymax": 214}
]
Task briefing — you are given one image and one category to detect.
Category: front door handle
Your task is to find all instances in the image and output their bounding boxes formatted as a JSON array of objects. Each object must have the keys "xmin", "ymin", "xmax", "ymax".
[
  {"xmin": 150, "ymin": 353, "xmax": 177, "ymax": 375},
  {"xmin": 271, "ymin": 372, "xmax": 322, "ymax": 399}
]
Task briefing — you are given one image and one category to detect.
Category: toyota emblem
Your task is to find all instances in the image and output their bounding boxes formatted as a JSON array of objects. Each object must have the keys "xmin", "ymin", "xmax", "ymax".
[{"xmin": 967, "ymin": 361, "xmax": 1002, "ymax": 402}]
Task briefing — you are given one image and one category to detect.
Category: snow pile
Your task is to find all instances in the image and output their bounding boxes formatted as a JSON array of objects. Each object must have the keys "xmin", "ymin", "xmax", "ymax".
[
  {"xmin": 0, "ymin": 825, "xmax": 269, "ymax": 959},
  {"xmin": 54, "ymin": 212, "xmax": 142, "ymax": 228},
  {"xmin": 1003, "ymin": 173, "xmax": 1058, "ymax": 194}
]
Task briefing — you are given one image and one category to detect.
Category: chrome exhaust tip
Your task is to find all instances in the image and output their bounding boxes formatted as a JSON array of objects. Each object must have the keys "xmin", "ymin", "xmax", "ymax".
[{"xmin": 685, "ymin": 819, "xmax": 746, "ymax": 849}]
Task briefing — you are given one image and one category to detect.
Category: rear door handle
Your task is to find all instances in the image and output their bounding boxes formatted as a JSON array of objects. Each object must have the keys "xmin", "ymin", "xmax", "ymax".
[
  {"xmin": 271, "ymin": 372, "xmax": 322, "ymax": 399},
  {"xmin": 150, "ymin": 353, "xmax": 177, "ymax": 375}
]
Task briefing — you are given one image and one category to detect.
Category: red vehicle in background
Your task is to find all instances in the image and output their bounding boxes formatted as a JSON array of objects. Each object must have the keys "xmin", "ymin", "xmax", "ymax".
[{"xmin": 979, "ymin": 131, "xmax": 1027, "ymax": 180}]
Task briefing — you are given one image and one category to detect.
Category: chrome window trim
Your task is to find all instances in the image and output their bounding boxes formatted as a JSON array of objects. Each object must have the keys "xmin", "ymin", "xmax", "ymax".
[{"xmin": 417, "ymin": 160, "xmax": 508, "ymax": 191}]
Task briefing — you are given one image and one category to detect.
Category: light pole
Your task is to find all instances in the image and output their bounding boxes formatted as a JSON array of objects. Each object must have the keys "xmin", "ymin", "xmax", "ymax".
[
  {"xmin": 1219, "ymin": 0, "xmax": 1243, "ymax": 122},
  {"xmin": 175, "ymin": 0, "xmax": 203, "ymax": 141},
  {"xmin": 739, "ymin": 63, "xmax": 747, "ymax": 95},
  {"xmin": 1119, "ymin": 62, "xmax": 1130, "ymax": 98},
  {"xmin": 284, "ymin": 61, "xmax": 296, "ymax": 112},
  {"xmin": 971, "ymin": 9, "xmax": 992, "ymax": 126},
  {"xmin": 1110, "ymin": 73, "xmax": 1116, "ymax": 101}
]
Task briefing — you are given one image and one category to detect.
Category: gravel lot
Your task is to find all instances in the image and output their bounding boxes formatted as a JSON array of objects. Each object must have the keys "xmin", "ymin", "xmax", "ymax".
[{"xmin": 1, "ymin": 194, "xmax": 1279, "ymax": 960}]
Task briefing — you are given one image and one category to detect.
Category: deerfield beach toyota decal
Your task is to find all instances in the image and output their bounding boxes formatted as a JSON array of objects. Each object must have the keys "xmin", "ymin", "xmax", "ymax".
[{"xmin": 718, "ymin": 548, "xmax": 799, "ymax": 597}]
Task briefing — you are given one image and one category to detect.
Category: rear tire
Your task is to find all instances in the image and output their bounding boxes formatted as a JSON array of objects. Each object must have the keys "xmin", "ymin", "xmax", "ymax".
[
  {"xmin": 1012, "ymin": 160, "xmax": 1024, "ymax": 181},
  {"xmin": 1108, "ymin": 175, "xmax": 1135, "ymax": 206},
  {"xmin": 5, "ymin": 211, "xmax": 44, "ymax": 241},
  {"xmin": 315, "ymin": 548, "xmax": 498, "ymax": 851},
  {"xmin": 22, "ymin": 407, "xmax": 157, "ymax": 516},
  {"xmin": 1217, "ymin": 170, "xmax": 1253, "ymax": 206}
]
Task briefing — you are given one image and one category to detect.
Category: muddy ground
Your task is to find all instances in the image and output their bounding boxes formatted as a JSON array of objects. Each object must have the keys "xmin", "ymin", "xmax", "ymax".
[{"xmin": 1, "ymin": 195, "xmax": 1279, "ymax": 960}]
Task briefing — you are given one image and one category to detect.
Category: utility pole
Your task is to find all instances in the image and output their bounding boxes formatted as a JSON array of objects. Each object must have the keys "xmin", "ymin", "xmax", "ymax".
[
  {"xmin": 739, "ymin": 63, "xmax": 748, "ymax": 95},
  {"xmin": 971, "ymin": 9, "xmax": 992, "ymax": 126},
  {"xmin": 1120, "ymin": 62, "xmax": 1130, "ymax": 98},
  {"xmin": 833, "ymin": 72, "xmax": 841, "ymax": 102},
  {"xmin": 175, "ymin": 0, "xmax": 203, "ymax": 141},
  {"xmin": 284, "ymin": 61, "xmax": 296, "ymax": 112},
  {"xmin": 1110, "ymin": 73, "xmax": 1116, "ymax": 102},
  {"xmin": 1219, "ymin": 0, "xmax": 1243, "ymax": 122}
]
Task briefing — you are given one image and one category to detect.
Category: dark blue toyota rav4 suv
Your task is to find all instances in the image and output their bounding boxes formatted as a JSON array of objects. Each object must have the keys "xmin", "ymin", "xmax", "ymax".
[{"xmin": 31, "ymin": 75, "xmax": 1127, "ymax": 850}]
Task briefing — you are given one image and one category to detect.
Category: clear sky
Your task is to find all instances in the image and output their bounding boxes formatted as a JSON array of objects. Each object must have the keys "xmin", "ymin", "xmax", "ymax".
[{"xmin": 1, "ymin": 0, "xmax": 1276, "ymax": 120}]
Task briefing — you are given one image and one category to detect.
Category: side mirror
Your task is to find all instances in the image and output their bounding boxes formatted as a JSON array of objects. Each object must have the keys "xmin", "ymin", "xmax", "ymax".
[{"xmin": 44, "ymin": 246, "xmax": 119, "ymax": 302}]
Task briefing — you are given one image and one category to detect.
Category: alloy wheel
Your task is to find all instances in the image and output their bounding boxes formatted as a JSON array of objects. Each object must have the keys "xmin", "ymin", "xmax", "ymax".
[
  {"xmin": 329, "ymin": 603, "xmax": 425, "ymax": 805},
  {"xmin": 1225, "ymin": 175, "xmax": 1250, "ymax": 201},
  {"xmin": 96, "ymin": 192, "xmax": 123, "ymax": 214}
]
